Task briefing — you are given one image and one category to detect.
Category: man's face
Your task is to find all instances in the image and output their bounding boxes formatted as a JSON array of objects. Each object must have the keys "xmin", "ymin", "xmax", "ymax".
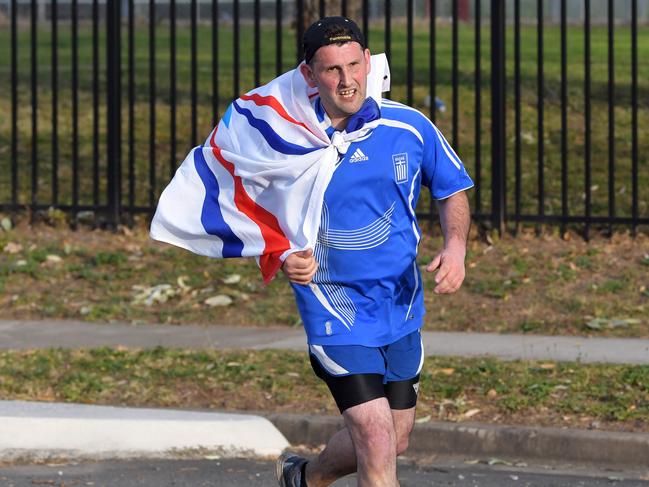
[{"xmin": 300, "ymin": 42, "xmax": 371, "ymax": 129}]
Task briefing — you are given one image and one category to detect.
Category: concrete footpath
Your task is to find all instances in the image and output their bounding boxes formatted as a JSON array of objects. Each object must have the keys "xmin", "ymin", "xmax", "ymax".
[
  {"xmin": 1, "ymin": 319, "xmax": 648, "ymax": 469},
  {"xmin": 2, "ymin": 319, "xmax": 649, "ymax": 364}
]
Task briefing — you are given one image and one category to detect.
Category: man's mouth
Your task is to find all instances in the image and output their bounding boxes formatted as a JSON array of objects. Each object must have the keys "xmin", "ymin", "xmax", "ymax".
[{"xmin": 339, "ymin": 89, "xmax": 356, "ymax": 99}]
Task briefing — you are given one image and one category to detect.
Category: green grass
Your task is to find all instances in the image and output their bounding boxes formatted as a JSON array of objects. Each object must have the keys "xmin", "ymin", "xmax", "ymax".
[
  {"xmin": 0, "ymin": 22, "xmax": 648, "ymax": 226},
  {"xmin": 1, "ymin": 347, "xmax": 647, "ymax": 431}
]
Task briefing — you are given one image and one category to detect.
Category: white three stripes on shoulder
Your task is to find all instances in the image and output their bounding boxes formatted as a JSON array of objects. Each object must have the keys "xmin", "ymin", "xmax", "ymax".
[
  {"xmin": 380, "ymin": 101, "xmax": 463, "ymax": 170},
  {"xmin": 377, "ymin": 118, "xmax": 423, "ymax": 144}
]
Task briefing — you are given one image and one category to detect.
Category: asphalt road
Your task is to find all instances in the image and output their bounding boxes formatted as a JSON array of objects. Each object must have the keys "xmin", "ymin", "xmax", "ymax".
[{"xmin": 1, "ymin": 459, "xmax": 648, "ymax": 487}]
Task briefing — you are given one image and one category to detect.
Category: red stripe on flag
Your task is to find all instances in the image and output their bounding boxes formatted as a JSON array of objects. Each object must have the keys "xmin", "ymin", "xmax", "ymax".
[
  {"xmin": 209, "ymin": 129, "xmax": 289, "ymax": 284},
  {"xmin": 239, "ymin": 93, "xmax": 317, "ymax": 136}
]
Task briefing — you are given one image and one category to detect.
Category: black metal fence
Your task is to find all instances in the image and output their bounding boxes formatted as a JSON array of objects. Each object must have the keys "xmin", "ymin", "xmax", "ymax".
[{"xmin": 1, "ymin": 0, "xmax": 647, "ymax": 236}]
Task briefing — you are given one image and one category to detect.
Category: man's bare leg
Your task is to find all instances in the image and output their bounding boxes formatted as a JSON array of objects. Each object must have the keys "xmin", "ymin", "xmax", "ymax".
[
  {"xmin": 306, "ymin": 402, "xmax": 416, "ymax": 487},
  {"xmin": 304, "ymin": 425, "xmax": 357, "ymax": 486},
  {"xmin": 391, "ymin": 407, "xmax": 416, "ymax": 455}
]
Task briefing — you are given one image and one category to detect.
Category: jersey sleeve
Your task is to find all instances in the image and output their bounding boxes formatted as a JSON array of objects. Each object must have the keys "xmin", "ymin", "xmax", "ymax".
[{"xmin": 421, "ymin": 120, "xmax": 474, "ymax": 200}]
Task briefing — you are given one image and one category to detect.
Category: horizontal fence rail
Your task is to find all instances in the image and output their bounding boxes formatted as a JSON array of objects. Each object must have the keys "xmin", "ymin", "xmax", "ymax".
[{"xmin": 0, "ymin": 0, "xmax": 647, "ymax": 235}]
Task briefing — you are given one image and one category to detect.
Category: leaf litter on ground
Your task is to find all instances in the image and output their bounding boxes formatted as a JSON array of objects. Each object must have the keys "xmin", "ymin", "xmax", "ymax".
[{"xmin": 1, "ymin": 219, "xmax": 647, "ymax": 337}]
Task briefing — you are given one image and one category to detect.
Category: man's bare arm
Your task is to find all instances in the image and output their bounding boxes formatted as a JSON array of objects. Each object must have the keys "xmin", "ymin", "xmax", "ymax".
[{"xmin": 426, "ymin": 191, "xmax": 471, "ymax": 294}]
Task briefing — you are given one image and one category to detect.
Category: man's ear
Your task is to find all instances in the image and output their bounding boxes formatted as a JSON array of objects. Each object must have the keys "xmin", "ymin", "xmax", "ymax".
[
  {"xmin": 300, "ymin": 62, "xmax": 317, "ymax": 88},
  {"xmin": 364, "ymin": 48, "xmax": 371, "ymax": 75}
]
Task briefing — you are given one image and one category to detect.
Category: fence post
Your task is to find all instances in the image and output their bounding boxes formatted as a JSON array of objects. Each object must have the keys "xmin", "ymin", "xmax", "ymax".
[
  {"xmin": 296, "ymin": 0, "xmax": 304, "ymax": 66},
  {"xmin": 490, "ymin": 0, "xmax": 506, "ymax": 234},
  {"xmin": 106, "ymin": 0, "xmax": 122, "ymax": 226}
]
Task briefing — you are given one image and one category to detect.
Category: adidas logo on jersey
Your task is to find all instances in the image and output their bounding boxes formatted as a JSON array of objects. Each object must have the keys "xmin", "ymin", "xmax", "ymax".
[{"xmin": 348, "ymin": 148, "xmax": 369, "ymax": 163}]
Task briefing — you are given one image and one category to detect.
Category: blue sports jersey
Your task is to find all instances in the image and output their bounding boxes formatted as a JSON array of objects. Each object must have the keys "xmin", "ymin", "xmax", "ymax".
[{"xmin": 291, "ymin": 97, "xmax": 474, "ymax": 347}]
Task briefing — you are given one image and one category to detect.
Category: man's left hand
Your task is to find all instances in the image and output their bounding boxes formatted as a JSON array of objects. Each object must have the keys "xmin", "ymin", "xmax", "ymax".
[{"xmin": 426, "ymin": 244, "xmax": 466, "ymax": 294}]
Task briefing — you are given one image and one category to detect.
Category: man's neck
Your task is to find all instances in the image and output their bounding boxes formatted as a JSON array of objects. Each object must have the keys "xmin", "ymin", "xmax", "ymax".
[{"xmin": 330, "ymin": 116, "xmax": 349, "ymax": 131}]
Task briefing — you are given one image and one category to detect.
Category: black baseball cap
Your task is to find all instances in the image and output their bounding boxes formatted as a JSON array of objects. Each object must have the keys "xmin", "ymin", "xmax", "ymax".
[{"xmin": 302, "ymin": 16, "xmax": 366, "ymax": 64}]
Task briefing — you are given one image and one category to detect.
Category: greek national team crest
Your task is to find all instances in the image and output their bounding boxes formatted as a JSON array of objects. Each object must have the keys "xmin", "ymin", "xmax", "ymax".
[{"xmin": 392, "ymin": 153, "xmax": 408, "ymax": 184}]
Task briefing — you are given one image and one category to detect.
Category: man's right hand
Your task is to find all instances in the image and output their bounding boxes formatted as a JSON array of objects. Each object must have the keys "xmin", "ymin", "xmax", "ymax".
[{"xmin": 281, "ymin": 249, "xmax": 318, "ymax": 285}]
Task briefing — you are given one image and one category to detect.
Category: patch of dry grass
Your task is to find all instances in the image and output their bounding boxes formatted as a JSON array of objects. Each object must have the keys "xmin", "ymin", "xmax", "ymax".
[
  {"xmin": 0, "ymin": 347, "xmax": 647, "ymax": 433},
  {"xmin": 0, "ymin": 217, "xmax": 647, "ymax": 337}
]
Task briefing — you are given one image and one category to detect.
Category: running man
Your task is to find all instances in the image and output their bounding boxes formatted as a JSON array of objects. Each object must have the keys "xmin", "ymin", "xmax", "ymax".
[{"xmin": 276, "ymin": 16, "xmax": 473, "ymax": 487}]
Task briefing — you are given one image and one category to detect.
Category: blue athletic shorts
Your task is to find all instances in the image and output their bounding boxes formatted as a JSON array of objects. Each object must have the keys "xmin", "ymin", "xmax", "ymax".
[{"xmin": 308, "ymin": 329, "xmax": 424, "ymax": 412}]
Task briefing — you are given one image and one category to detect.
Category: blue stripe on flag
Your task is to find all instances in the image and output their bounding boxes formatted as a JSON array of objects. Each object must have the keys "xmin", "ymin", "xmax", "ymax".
[
  {"xmin": 232, "ymin": 101, "xmax": 317, "ymax": 156},
  {"xmin": 193, "ymin": 148, "xmax": 245, "ymax": 258}
]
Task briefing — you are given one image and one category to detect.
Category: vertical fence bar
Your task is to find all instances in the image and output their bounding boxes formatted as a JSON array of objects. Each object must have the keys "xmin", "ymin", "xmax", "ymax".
[
  {"xmin": 514, "ymin": 0, "xmax": 521, "ymax": 229},
  {"xmin": 170, "ymin": 0, "xmax": 177, "ymax": 178},
  {"xmin": 474, "ymin": 0, "xmax": 481, "ymax": 215},
  {"xmin": 319, "ymin": 0, "xmax": 325, "ymax": 19},
  {"xmin": 560, "ymin": 0, "xmax": 568, "ymax": 235},
  {"xmin": 406, "ymin": 0, "xmax": 413, "ymax": 106},
  {"xmin": 191, "ymin": 0, "xmax": 198, "ymax": 146},
  {"xmin": 536, "ymin": 0, "xmax": 544, "ymax": 230},
  {"xmin": 30, "ymin": 0, "xmax": 38, "ymax": 213},
  {"xmin": 10, "ymin": 0, "xmax": 18, "ymax": 206},
  {"xmin": 584, "ymin": 0, "xmax": 591, "ymax": 240},
  {"xmin": 51, "ymin": 0, "xmax": 59, "ymax": 205},
  {"xmin": 341, "ymin": 0, "xmax": 347, "ymax": 17},
  {"xmin": 276, "ymin": 0, "xmax": 282, "ymax": 76},
  {"xmin": 428, "ymin": 0, "xmax": 436, "ymax": 222},
  {"xmin": 429, "ymin": 0, "xmax": 436, "ymax": 124},
  {"xmin": 385, "ymin": 0, "xmax": 391, "ymax": 71},
  {"xmin": 490, "ymin": 0, "xmax": 506, "ymax": 234},
  {"xmin": 254, "ymin": 0, "xmax": 260, "ymax": 87},
  {"xmin": 106, "ymin": 0, "xmax": 122, "ymax": 226},
  {"xmin": 233, "ymin": 0, "xmax": 240, "ymax": 97},
  {"xmin": 607, "ymin": 0, "xmax": 615, "ymax": 234},
  {"xmin": 149, "ymin": 0, "xmax": 157, "ymax": 209},
  {"xmin": 72, "ymin": 0, "xmax": 79, "ymax": 221},
  {"xmin": 212, "ymin": 0, "xmax": 219, "ymax": 124},
  {"xmin": 296, "ymin": 0, "xmax": 304, "ymax": 65},
  {"xmin": 92, "ymin": 0, "xmax": 100, "ymax": 207},
  {"xmin": 452, "ymin": 0, "xmax": 458, "ymax": 149},
  {"xmin": 631, "ymin": 0, "xmax": 638, "ymax": 235},
  {"xmin": 362, "ymin": 0, "xmax": 369, "ymax": 45},
  {"xmin": 128, "ymin": 0, "xmax": 136, "ymax": 213}
]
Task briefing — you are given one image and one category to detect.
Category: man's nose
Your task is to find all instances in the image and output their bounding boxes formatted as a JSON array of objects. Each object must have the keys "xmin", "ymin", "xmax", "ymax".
[{"xmin": 338, "ymin": 68, "xmax": 351, "ymax": 86}]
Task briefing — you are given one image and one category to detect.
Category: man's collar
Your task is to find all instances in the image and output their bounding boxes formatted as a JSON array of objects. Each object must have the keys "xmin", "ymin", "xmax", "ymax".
[
  {"xmin": 345, "ymin": 97, "xmax": 381, "ymax": 133},
  {"xmin": 313, "ymin": 97, "xmax": 381, "ymax": 139}
]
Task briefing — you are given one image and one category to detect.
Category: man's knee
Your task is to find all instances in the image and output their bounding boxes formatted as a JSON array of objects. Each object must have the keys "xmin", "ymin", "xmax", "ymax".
[
  {"xmin": 352, "ymin": 415, "xmax": 396, "ymax": 452},
  {"xmin": 344, "ymin": 399, "xmax": 397, "ymax": 458}
]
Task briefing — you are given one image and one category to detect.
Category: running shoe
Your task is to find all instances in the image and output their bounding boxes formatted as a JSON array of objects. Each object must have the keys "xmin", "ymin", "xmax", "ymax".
[{"xmin": 276, "ymin": 451, "xmax": 308, "ymax": 487}]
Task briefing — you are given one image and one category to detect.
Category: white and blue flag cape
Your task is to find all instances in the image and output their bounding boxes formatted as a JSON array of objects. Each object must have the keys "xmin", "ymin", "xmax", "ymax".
[{"xmin": 150, "ymin": 54, "xmax": 391, "ymax": 283}]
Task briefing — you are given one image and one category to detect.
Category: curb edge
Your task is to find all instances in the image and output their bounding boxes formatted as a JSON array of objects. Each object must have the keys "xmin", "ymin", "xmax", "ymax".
[{"xmin": 265, "ymin": 412, "xmax": 649, "ymax": 468}]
